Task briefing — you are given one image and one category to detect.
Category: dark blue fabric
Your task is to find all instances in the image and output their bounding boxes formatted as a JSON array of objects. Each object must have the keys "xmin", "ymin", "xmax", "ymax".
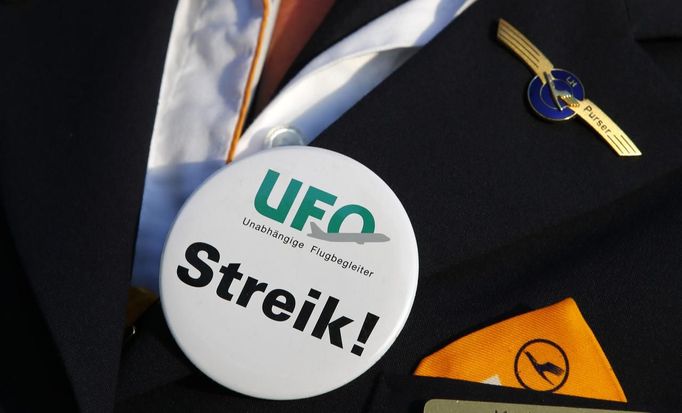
[{"xmin": 1, "ymin": 0, "xmax": 681, "ymax": 412}]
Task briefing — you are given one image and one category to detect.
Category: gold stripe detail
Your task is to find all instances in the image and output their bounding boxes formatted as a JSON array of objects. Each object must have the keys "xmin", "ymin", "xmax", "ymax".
[
  {"xmin": 564, "ymin": 97, "xmax": 641, "ymax": 156},
  {"xmin": 497, "ymin": 19, "xmax": 554, "ymax": 81},
  {"xmin": 226, "ymin": 0, "xmax": 271, "ymax": 163}
]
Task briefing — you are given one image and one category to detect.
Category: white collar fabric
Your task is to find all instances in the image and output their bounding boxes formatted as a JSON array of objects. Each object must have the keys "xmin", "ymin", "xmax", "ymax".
[
  {"xmin": 147, "ymin": 0, "xmax": 278, "ymax": 169},
  {"xmin": 132, "ymin": 0, "xmax": 477, "ymax": 292},
  {"xmin": 234, "ymin": 0, "xmax": 478, "ymax": 160}
]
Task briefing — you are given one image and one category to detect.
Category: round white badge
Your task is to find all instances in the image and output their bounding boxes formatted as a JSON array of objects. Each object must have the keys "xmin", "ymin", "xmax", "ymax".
[{"xmin": 160, "ymin": 146, "xmax": 418, "ymax": 400}]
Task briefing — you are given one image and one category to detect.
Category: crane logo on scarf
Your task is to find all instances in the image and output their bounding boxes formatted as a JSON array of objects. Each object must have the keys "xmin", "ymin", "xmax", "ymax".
[
  {"xmin": 415, "ymin": 298, "xmax": 627, "ymax": 402},
  {"xmin": 514, "ymin": 339, "xmax": 569, "ymax": 392}
]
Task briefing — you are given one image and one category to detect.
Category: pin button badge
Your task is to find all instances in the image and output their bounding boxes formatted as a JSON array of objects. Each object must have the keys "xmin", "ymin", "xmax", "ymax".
[{"xmin": 160, "ymin": 146, "xmax": 418, "ymax": 400}]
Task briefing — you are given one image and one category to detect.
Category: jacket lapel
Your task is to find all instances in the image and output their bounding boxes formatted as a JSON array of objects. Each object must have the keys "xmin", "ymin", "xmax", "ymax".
[
  {"xmin": 626, "ymin": 0, "xmax": 682, "ymax": 39},
  {"xmin": 313, "ymin": 0, "xmax": 682, "ymax": 278},
  {"xmin": 117, "ymin": 0, "xmax": 682, "ymax": 408},
  {"xmin": 0, "ymin": 0, "xmax": 177, "ymax": 411}
]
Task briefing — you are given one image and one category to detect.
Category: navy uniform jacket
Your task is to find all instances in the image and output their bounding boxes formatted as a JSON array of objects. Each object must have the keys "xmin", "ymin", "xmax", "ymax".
[{"xmin": 1, "ymin": 0, "xmax": 681, "ymax": 412}]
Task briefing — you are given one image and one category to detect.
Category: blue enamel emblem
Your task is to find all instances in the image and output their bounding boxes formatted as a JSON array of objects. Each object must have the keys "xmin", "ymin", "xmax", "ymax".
[{"xmin": 527, "ymin": 69, "xmax": 585, "ymax": 121}]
